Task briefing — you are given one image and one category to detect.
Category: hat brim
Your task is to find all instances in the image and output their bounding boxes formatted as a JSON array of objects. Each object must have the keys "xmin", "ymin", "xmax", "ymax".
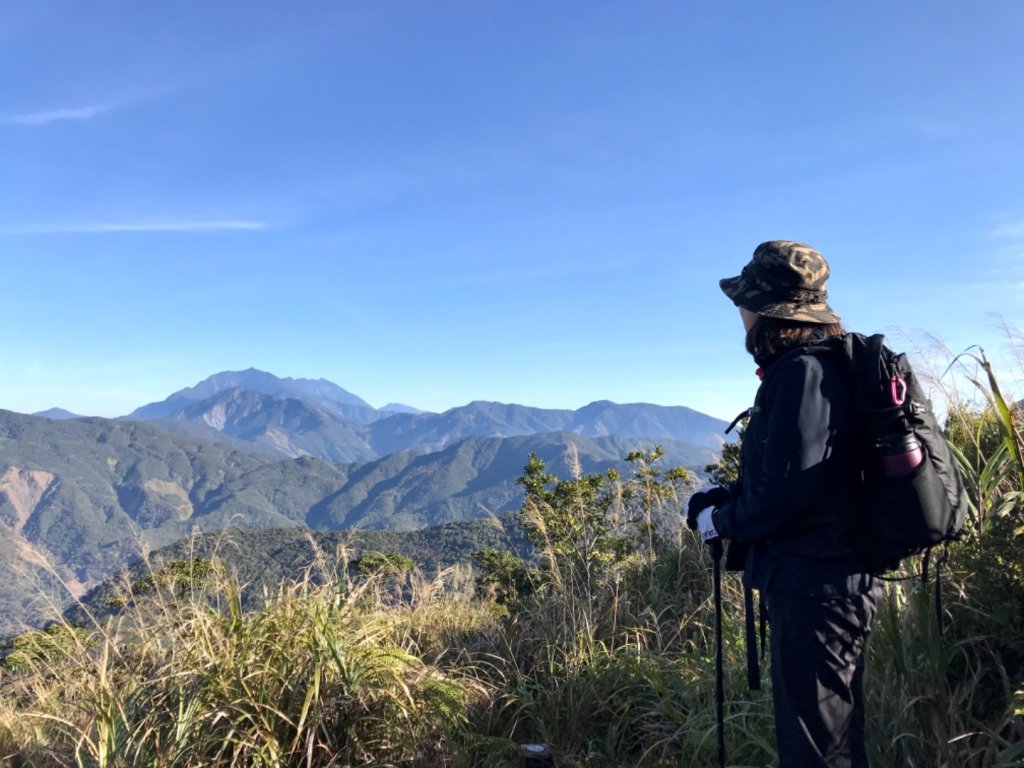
[{"xmin": 719, "ymin": 274, "xmax": 840, "ymax": 324}]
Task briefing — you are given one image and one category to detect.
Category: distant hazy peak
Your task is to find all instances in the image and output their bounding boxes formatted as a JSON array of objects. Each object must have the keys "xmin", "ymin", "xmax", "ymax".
[
  {"xmin": 32, "ymin": 407, "xmax": 82, "ymax": 420},
  {"xmin": 380, "ymin": 403, "xmax": 423, "ymax": 414},
  {"xmin": 167, "ymin": 369, "xmax": 373, "ymax": 409},
  {"xmin": 125, "ymin": 368, "xmax": 380, "ymax": 425}
]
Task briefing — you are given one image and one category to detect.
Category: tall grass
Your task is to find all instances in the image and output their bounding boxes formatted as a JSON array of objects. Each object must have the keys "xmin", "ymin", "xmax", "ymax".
[{"xmin": 1, "ymin": 548, "xmax": 483, "ymax": 767}]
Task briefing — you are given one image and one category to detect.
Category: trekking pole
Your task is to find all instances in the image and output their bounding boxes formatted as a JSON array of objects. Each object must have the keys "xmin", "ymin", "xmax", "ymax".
[{"xmin": 709, "ymin": 537, "xmax": 726, "ymax": 768}]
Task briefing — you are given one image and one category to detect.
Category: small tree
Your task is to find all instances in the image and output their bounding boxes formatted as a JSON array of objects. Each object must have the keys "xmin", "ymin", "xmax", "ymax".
[
  {"xmin": 471, "ymin": 448, "xmax": 695, "ymax": 614},
  {"xmin": 1, "ymin": 623, "xmax": 90, "ymax": 674},
  {"xmin": 518, "ymin": 447, "xmax": 693, "ymax": 605},
  {"xmin": 133, "ymin": 557, "xmax": 224, "ymax": 599},
  {"xmin": 352, "ymin": 551, "xmax": 416, "ymax": 577},
  {"xmin": 704, "ymin": 419, "xmax": 745, "ymax": 487},
  {"xmin": 471, "ymin": 547, "xmax": 537, "ymax": 606}
]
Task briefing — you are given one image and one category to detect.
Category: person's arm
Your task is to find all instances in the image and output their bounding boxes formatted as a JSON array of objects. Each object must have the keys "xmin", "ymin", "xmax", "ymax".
[{"xmin": 714, "ymin": 356, "xmax": 835, "ymax": 543}]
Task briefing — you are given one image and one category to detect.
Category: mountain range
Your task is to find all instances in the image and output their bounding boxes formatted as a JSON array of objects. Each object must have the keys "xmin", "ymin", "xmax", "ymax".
[
  {"xmin": 2, "ymin": 369, "xmax": 730, "ymax": 637},
  {"xmin": 119, "ymin": 368, "xmax": 730, "ymax": 463}
]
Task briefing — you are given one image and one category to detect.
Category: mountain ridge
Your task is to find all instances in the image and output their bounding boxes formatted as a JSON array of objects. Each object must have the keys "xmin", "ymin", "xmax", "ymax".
[{"xmin": 118, "ymin": 370, "xmax": 731, "ymax": 463}]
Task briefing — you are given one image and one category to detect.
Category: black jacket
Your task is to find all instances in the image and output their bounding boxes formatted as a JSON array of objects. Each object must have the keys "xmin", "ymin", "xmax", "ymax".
[{"xmin": 713, "ymin": 345, "xmax": 872, "ymax": 592}]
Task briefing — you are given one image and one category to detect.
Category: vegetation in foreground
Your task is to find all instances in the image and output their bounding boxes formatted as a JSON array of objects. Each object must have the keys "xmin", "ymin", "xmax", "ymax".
[{"xmin": 1, "ymin": 350, "xmax": 1022, "ymax": 767}]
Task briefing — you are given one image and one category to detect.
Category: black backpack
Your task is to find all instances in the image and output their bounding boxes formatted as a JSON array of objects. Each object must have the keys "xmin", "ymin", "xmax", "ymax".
[{"xmin": 807, "ymin": 332, "xmax": 968, "ymax": 572}]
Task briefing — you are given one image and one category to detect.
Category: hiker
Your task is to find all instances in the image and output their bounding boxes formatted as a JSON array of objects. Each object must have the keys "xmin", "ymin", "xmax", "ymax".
[{"xmin": 689, "ymin": 240, "xmax": 885, "ymax": 768}]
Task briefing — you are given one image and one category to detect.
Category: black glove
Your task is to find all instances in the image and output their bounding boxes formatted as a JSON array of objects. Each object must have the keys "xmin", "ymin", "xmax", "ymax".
[{"xmin": 686, "ymin": 486, "xmax": 733, "ymax": 531}]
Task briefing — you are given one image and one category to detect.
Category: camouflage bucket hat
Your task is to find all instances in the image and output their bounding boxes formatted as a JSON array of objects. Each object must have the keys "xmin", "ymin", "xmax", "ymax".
[{"xmin": 719, "ymin": 240, "xmax": 840, "ymax": 324}]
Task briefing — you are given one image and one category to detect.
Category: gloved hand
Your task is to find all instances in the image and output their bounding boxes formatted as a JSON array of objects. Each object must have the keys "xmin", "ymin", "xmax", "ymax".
[
  {"xmin": 686, "ymin": 486, "xmax": 733, "ymax": 531},
  {"xmin": 697, "ymin": 508, "xmax": 719, "ymax": 543}
]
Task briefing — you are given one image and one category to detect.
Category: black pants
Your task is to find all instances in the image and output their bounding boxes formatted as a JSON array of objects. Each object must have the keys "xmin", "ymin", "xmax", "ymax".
[{"xmin": 766, "ymin": 580, "xmax": 884, "ymax": 768}]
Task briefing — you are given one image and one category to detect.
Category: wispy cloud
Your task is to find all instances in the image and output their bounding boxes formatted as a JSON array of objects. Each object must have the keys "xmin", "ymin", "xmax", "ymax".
[
  {"xmin": 991, "ymin": 219, "xmax": 1024, "ymax": 240},
  {"xmin": 988, "ymin": 218, "xmax": 1024, "ymax": 271},
  {"xmin": 1, "ymin": 220, "xmax": 269, "ymax": 235},
  {"xmin": 977, "ymin": 219, "xmax": 1024, "ymax": 310},
  {"xmin": 3, "ymin": 84, "xmax": 178, "ymax": 126},
  {"xmin": 71, "ymin": 220, "xmax": 268, "ymax": 233},
  {"xmin": 1, "ymin": 104, "xmax": 110, "ymax": 126}
]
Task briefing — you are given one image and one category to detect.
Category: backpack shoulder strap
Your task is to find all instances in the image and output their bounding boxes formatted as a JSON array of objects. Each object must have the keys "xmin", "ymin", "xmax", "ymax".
[
  {"xmin": 759, "ymin": 332, "xmax": 859, "ymax": 381},
  {"xmin": 787, "ymin": 332, "xmax": 891, "ymax": 410}
]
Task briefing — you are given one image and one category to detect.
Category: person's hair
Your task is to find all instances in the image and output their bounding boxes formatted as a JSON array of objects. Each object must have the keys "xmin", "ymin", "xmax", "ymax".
[{"xmin": 745, "ymin": 315, "xmax": 845, "ymax": 361}]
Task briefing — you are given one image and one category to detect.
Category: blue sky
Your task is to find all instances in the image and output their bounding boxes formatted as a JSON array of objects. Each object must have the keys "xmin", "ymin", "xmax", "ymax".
[{"xmin": 2, "ymin": 2, "xmax": 1023, "ymax": 421}]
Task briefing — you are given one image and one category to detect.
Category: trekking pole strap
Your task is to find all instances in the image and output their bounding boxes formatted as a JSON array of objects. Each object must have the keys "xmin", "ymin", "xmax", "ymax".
[
  {"xmin": 743, "ymin": 579, "xmax": 762, "ymax": 690},
  {"xmin": 712, "ymin": 545, "xmax": 727, "ymax": 768},
  {"xmin": 935, "ymin": 547, "xmax": 950, "ymax": 636},
  {"xmin": 759, "ymin": 591, "xmax": 768, "ymax": 661}
]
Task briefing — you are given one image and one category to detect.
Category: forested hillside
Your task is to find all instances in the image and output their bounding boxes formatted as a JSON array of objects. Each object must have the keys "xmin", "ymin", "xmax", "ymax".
[{"xmin": 0, "ymin": 409, "xmax": 712, "ymax": 636}]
